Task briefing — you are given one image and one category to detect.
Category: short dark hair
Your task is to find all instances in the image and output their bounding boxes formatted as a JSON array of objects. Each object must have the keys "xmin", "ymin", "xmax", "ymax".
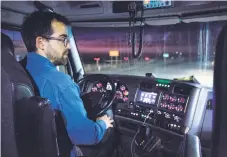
[{"xmin": 21, "ymin": 11, "xmax": 69, "ymax": 52}]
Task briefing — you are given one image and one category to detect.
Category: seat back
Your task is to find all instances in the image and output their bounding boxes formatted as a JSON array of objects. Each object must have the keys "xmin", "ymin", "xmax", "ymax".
[
  {"xmin": 1, "ymin": 67, "xmax": 19, "ymax": 157},
  {"xmin": 1, "ymin": 33, "xmax": 59, "ymax": 157},
  {"xmin": 15, "ymin": 97, "xmax": 59, "ymax": 157}
]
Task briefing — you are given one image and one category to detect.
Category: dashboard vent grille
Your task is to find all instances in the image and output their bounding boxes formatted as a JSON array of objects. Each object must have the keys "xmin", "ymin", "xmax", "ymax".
[
  {"xmin": 80, "ymin": 4, "xmax": 100, "ymax": 8},
  {"xmin": 173, "ymin": 85, "xmax": 192, "ymax": 95},
  {"xmin": 139, "ymin": 81, "xmax": 153, "ymax": 89}
]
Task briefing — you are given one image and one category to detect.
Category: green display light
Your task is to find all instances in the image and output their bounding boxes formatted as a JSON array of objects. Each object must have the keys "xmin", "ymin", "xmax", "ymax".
[{"xmin": 156, "ymin": 79, "xmax": 171, "ymax": 84}]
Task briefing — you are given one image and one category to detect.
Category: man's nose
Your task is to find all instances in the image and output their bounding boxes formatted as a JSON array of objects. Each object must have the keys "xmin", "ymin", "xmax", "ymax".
[{"xmin": 66, "ymin": 42, "xmax": 71, "ymax": 49}]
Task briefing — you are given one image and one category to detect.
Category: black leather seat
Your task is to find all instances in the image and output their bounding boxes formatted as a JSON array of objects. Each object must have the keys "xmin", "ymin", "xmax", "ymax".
[{"xmin": 1, "ymin": 33, "xmax": 59, "ymax": 157}]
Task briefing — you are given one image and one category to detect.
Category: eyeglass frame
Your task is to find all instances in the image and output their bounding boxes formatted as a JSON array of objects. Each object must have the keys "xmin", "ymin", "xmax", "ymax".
[{"xmin": 42, "ymin": 36, "xmax": 70, "ymax": 47}]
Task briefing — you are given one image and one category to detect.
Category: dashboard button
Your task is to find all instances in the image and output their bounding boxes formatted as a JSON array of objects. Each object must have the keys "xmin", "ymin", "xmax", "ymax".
[
  {"xmin": 176, "ymin": 105, "xmax": 184, "ymax": 112},
  {"xmin": 128, "ymin": 105, "xmax": 133, "ymax": 109}
]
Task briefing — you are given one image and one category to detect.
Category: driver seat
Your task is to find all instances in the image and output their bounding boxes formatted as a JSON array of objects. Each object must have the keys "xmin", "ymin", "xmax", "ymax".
[{"xmin": 1, "ymin": 32, "xmax": 59, "ymax": 157}]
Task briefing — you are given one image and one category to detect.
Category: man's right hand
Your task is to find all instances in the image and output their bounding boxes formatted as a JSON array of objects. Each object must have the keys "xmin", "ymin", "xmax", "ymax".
[{"xmin": 96, "ymin": 115, "xmax": 114, "ymax": 129}]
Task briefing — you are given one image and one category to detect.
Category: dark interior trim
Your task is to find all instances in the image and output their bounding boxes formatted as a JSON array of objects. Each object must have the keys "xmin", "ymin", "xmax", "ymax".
[{"xmin": 1, "ymin": 23, "xmax": 21, "ymax": 31}]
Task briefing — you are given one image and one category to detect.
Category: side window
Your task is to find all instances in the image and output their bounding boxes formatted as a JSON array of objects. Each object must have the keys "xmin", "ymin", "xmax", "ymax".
[
  {"xmin": 1, "ymin": 29, "xmax": 69, "ymax": 75},
  {"xmin": 1, "ymin": 29, "xmax": 27, "ymax": 61}
]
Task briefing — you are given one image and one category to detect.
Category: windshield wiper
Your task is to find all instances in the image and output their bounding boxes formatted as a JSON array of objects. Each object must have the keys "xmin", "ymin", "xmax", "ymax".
[{"xmin": 173, "ymin": 76, "xmax": 200, "ymax": 84}]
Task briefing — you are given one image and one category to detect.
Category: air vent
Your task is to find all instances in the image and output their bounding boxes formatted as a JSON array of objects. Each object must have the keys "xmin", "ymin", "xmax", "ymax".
[
  {"xmin": 80, "ymin": 4, "xmax": 100, "ymax": 8},
  {"xmin": 173, "ymin": 85, "xmax": 192, "ymax": 95},
  {"xmin": 139, "ymin": 81, "xmax": 153, "ymax": 89},
  {"xmin": 140, "ymin": 82, "xmax": 147, "ymax": 88}
]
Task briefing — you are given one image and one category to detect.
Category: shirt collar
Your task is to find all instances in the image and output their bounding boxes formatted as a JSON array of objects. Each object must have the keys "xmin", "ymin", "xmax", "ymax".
[{"xmin": 26, "ymin": 52, "xmax": 56, "ymax": 68}]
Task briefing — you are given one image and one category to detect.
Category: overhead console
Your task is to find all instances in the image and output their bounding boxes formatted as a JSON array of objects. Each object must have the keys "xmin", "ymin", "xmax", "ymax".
[
  {"xmin": 112, "ymin": 0, "xmax": 173, "ymax": 14},
  {"xmin": 143, "ymin": 0, "xmax": 173, "ymax": 9},
  {"xmin": 115, "ymin": 79, "xmax": 198, "ymax": 136}
]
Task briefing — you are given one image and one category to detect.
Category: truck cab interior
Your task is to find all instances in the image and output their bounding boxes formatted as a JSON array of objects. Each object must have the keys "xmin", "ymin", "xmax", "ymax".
[{"xmin": 1, "ymin": 1, "xmax": 227, "ymax": 157}]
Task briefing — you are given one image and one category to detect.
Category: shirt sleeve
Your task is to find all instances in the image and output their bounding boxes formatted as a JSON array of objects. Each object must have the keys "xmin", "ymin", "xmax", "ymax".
[{"xmin": 58, "ymin": 83, "xmax": 107, "ymax": 145}]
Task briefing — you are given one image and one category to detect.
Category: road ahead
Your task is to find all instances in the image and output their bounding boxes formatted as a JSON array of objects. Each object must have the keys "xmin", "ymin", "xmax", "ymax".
[{"xmin": 86, "ymin": 60, "xmax": 214, "ymax": 87}]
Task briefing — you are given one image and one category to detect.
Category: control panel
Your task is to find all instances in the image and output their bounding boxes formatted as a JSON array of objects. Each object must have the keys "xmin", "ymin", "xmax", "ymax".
[{"xmin": 115, "ymin": 85, "xmax": 190, "ymax": 135}]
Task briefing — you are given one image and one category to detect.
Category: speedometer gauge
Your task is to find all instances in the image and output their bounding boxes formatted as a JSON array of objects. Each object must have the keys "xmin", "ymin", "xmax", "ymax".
[
  {"xmin": 96, "ymin": 83, "xmax": 102, "ymax": 88},
  {"xmin": 115, "ymin": 82, "xmax": 129, "ymax": 103},
  {"xmin": 92, "ymin": 82, "xmax": 104, "ymax": 92}
]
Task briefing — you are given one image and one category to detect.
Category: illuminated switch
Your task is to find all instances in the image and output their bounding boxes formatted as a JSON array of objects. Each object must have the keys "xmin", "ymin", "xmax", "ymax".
[
  {"xmin": 123, "ymin": 91, "xmax": 129, "ymax": 96},
  {"xmin": 165, "ymin": 113, "xmax": 170, "ymax": 119}
]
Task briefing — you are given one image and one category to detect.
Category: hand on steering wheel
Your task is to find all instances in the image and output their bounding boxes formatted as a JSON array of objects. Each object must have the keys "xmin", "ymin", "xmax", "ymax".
[{"xmin": 78, "ymin": 74, "xmax": 116, "ymax": 119}]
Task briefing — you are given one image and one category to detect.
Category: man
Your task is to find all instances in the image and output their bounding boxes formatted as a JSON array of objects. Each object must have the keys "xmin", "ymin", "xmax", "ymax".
[{"xmin": 21, "ymin": 11, "xmax": 114, "ymax": 156}]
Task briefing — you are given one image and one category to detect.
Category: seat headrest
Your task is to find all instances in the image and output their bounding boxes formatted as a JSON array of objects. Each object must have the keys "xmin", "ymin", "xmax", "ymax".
[{"xmin": 1, "ymin": 33, "xmax": 15, "ymax": 56}]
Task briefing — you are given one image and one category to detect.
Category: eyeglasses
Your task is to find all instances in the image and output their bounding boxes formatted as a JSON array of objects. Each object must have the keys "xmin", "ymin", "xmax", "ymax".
[{"xmin": 42, "ymin": 36, "xmax": 69, "ymax": 47}]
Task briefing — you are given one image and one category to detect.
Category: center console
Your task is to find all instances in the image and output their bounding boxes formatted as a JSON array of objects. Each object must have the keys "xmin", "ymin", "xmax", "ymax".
[
  {"xmin": 115, "ymin": 80, "xmax": 191, "ymax": 135},
  {"xmin": 114, "ymin": 80, "xmax": 197, "ymax": 156}
]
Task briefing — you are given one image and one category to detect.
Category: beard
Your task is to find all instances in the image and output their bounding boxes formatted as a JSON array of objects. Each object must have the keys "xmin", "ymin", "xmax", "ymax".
[{"xmin": 46, "ymin": 50, "xmax": 69, "ymax": 66}]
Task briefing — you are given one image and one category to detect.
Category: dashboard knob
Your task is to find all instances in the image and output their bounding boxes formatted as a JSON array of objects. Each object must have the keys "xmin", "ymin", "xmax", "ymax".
[{"xmin": 123, "ymin": 90, "xmax": 129, "ymax": 96}]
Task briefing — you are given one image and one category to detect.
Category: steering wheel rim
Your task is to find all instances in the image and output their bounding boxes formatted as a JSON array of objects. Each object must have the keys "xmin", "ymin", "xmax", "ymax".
[{"xmin": 78, "ymin": 74, "xmax": 116, "ymax": 117}]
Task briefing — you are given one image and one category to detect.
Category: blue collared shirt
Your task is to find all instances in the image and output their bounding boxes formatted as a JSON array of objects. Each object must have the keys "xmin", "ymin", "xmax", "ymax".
[{"xmin": 26, "ymin": 52, "xmax": 107, "ymax": 146}]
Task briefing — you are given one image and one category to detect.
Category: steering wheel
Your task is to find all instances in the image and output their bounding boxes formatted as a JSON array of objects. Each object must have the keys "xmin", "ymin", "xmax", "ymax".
[{"xmin": 78, "ymin": 74, "xmax": 116, "ymax": 119}]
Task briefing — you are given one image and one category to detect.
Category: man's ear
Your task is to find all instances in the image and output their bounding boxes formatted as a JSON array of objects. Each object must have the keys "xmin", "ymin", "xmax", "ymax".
[{"xmin": 36, "ymin": 36, "xmax": 45, "ymax": 50}]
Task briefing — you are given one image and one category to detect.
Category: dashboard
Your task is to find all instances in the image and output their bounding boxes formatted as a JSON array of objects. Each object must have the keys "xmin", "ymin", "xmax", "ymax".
[{"xmin": 84, "ymin": 74, "xmax": 213, "ymax": 154}]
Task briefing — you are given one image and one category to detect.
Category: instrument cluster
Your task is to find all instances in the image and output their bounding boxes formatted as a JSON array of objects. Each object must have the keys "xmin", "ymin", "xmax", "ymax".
[
  {"xmin": 91, "ymin": 81, "xmax": 129, "ymax": 103},
  {"xmin": 159, "ymin": 93, "xmax": 188, "ymax": 113}
]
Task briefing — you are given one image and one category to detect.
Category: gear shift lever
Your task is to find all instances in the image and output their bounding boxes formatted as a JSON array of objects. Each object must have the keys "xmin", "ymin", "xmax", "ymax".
[
  {"xmin": 143, "ymin": 136, "xmax": 161, "ymax": 152},
  {"xmin": 135, "ymin": 126, "xmax": 161, "ymax": 153}
]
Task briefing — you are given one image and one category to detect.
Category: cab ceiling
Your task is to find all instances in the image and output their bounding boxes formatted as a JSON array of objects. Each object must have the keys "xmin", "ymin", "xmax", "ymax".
[{"xmin": 2, "ymin": 1, "xmax": 227, "ymax": 28}]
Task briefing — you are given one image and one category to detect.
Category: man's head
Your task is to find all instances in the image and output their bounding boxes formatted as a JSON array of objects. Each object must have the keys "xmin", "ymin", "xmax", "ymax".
[{"xmin": 21, "ymin": 11, "xmax": 70, "ymax": 65}]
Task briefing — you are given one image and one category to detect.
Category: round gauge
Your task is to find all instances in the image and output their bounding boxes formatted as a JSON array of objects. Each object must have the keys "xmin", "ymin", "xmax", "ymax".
[
  {"xmin": 160, "ymin": 102, "xmax": 168, "ymax": 108},
  {"xmin": 114, "ymin": 82, "xmax": 129, "ymax": 102},
  {"xmin": 96, "ymin": 83, "xmax": 102, "ymax": 88},
  {"xmin": 116, "ymin": 91, "xmax": 123, "ymax": 99},
  {"xmin": 123, "ymin": 90, "xmax": 129, "ymax": 96},
  {"xmin": 123, "ymin": 97, "xmax": 129, "ymax": 102},
  {"xmin": 170, "ymin": 96, "xmax": 177, "ymax": 102},
  {"xmin": 168, "ymin": 103, "xmax": 175, "ymax": 110},
  {"xmin": 120, "ymin": 85, "xmax": 126, "ymax": 91},
  {"xmin": 178, "ymin": 97, "xmax": 186, "ymax": 103},
  {"xmin": 92, "ymin": 82, "xmax": 104, "ymax": 92},
  {"xmin": 91, "ymin": 87, "xmax": 98, "ymax": 92},
  {"xmin": 163, "ymin": 94, "xmax": 170, "ymax": 100}
]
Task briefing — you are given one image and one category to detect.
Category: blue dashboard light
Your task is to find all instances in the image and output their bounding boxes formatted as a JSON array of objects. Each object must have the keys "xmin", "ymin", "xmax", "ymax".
[{"xmin": 143, "ymin": 0, "xmax": 172, "ymax": 9}]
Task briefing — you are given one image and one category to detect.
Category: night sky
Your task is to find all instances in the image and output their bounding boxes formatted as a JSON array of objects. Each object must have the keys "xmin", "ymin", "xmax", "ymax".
[{"xmin": 1, "ymin": 21, "xmax": 225, "ymax": 62}]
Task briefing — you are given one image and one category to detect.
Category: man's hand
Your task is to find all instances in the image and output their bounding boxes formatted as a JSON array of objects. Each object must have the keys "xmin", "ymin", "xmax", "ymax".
[{"xmin": 96, "ymin": 115, "xmax": 114, "ymax": 129}]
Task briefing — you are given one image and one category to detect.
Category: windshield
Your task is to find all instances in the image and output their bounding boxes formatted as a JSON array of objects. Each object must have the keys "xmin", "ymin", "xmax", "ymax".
[{"xmin": 73, "ymin": 21, "xmax": 225, "ymax": 87}]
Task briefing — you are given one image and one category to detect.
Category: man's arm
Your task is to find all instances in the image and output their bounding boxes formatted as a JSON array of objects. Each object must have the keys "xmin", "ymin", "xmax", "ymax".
[{"xmin": 58, "ymin": 83, "xmax": 107, "ymax": 145}]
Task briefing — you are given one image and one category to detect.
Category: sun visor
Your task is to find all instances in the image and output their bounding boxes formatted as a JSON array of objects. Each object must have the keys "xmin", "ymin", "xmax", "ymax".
[
  {"xmin": 182, "ymin": 13, "xmax": 227, "ymax": 23},
  {"xmin": 145, "ymin": 16, "xmax": 180, "ymax": 26}
]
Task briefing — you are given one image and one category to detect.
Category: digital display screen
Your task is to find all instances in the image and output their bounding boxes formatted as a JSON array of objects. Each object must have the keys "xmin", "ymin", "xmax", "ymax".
[
  {"xmin": 143, "ymin": 0, "xmax": 172, "ymax": 9},
  {"xmin": 137, "ymin": 91, "xmax": 158, "ymax": 105}
]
